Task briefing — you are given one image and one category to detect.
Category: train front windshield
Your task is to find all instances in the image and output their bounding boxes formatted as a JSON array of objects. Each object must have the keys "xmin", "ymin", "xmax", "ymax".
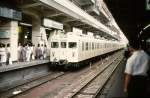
[
  {"xmin": 51, "ymin": 42, "xmax": 59, "ymax": 48},
  {"xmin": 61, "ymin": 42, "xmax": 66, "ymax": 48},
  {"xmin": 69, "ymin": 42, "xmax": 77, "ymax": 48}
]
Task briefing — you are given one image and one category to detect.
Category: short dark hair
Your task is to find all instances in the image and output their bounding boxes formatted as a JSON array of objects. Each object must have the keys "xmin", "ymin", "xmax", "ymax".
[
  {"xmin": 7, "ymin": 43, "xmax": 10, "ymax": 47},
  {"xmin": 130, "ymin": 39, "xmax": 140, "ymax": 49}
]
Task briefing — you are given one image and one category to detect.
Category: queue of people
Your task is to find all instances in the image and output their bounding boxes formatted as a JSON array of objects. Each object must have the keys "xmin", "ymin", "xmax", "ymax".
[
  {"xmin": 0, "ymin": 42, "xmax": 49, "ymax": 66},
  {"xmin": 18, "ymin": 42, "xmax": 49, "ymax": 62}
]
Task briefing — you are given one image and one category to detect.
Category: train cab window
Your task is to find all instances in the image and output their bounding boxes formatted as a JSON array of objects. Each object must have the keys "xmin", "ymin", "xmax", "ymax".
[
  {"xmin": 61, "ymin": 42, "xmax": 66, "ymax": 48},
  {"xmin": 51, "ymin": 42, "xmax": 59, "ymax": 48},
  {"xmin": 69, "ymin": 42, "xmax": 77, "ymax": 48}
]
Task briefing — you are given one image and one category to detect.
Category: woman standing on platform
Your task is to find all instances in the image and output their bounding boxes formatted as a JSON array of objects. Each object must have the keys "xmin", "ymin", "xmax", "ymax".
[
  {"xmin": 21, "ymin": 44, "xmax": 26, "ymax": 62},
  {"xmin": 36, "ymin": 44, "xmax": 41, "ymax": 59},
  {"xmin": 25, "ymin": 43, "xmax": 31, "ymax": 62},
  {"xmin": 0, "ymin": 44, "xmax": 6, "ymax": 66},
  {"xmin": 17, "ymin": 43, "xmax": 22, "ymax": 62},
  {"xmin": 6, "ymin": 44, "xmax": 12, "ymax": 65}
]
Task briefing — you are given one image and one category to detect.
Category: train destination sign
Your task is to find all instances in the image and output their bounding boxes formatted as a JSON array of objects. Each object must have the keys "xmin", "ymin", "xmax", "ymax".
[
  {"xmin": 0, "ymin": 31, "xmax": 10, "ymax": 38},
  {"xmin": 0, "ymin": 6, "xmax": 22, "ymax": 21}
]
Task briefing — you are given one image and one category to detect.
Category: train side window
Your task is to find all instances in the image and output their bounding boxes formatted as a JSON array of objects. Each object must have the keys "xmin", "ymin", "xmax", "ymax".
[
  {"xmin": 100, "ymin": 43, "xmax": 101, "ymax": 48},
  {"xmin": 51, "ymin": 42, "xmax": 59, "ymax": 48},
  {"xmin": 82, "ymin": 42, "xmax": 84, "ymax": 51},
  {"xmin": 92, "ymin": 43, "xmax": 94, "ymax": 50},
  {"xmin": 69, "ymin": 42, "xmax": 77, "ymax": 48},
  {"xmin": 86, "ymin": 42, "xmax": 88, "ymax": 50},
  {"xmin": 61, "ymin": 42, "xmax": 66, "ymax": 48},
  {"xmin": 89, "ymin": 42, "xmax": 91, "ymax": 50}
]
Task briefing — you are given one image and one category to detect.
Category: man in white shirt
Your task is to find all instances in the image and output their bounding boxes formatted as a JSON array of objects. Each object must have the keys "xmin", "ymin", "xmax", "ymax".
[{"xmin": 124, "ymin": 41, "xmax": 150, "ymax": 97}]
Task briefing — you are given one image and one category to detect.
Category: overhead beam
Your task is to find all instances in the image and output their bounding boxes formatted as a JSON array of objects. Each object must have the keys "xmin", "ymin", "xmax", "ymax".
[
  {"xmin": 62, "ymin": 18, "xmax": 77, "ymax": 23},
  {"xmin": 76, "ymin": 25, "xmax": 91, "ymax": 29},
  {"xmin": 73, "ymin": 0, "xmax": 95, "ymax": 6},
  {"xmin": 20, "ymin": 2, "xmax": 41, "ymax": 8},
  {"xmin": 48, "ymin": 13, "xmax": 65, "ymax": 18},
  {"xmin": 68, "ymin": 21, "xmax": 85, "ymax": 26},
  {"xmin": 44, "ymin": 11, "xmax": 65, "ymax": 18}
]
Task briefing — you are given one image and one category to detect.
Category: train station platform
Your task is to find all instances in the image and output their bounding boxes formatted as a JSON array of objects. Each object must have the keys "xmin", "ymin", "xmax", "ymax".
[
  {"xmin": 0, "ymin": 60, "xmax": 50, "ymax": 73},
  {"xmin": 98, "ymin": 58, "xmax": 127, "ymax": 98},
  {"xmin": 0, "ymin": 59, "xmax": 51, "ymax": 92}
]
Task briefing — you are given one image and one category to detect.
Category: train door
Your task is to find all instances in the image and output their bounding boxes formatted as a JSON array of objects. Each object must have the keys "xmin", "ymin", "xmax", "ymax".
[{"xmin": 59, "ymin": 40, "xmax": 67, "ymax": 60}]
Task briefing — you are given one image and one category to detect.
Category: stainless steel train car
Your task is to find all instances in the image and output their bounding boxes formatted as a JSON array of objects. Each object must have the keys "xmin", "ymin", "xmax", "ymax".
[{"xmin": 48, "ymin": 31, "xmax": 125, "ymax": 68}]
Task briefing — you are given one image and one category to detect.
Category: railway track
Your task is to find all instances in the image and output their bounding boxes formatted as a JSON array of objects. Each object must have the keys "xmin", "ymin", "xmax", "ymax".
[
  {"xmin": 55, "ymin": 54, "xmax": 123, "ymax": 98},
  {"xmin": 0, "ymin": 51, "xmax": 123, "ymax": 98},
  {"xmin": 0, "ymin": 71, "xmax": 66, "ymax": 98},
  {"xmin": 71, "ymin": 57, "xmax": 122, "ymax": 98}
]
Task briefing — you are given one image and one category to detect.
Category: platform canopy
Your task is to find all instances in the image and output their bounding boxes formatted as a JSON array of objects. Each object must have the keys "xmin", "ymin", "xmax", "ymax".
[{"xmin": 3, "ymin": 0, "xmax": 121, "ymax": 40}]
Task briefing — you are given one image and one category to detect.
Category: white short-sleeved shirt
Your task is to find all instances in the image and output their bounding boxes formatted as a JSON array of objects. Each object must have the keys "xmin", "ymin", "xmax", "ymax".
[{"xmin": 125, "ymin": 50, "xmax": 150, "ymax": 76}]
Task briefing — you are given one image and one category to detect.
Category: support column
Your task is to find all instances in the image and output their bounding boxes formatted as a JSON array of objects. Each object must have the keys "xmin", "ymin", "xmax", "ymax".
[
  {"xmin": 10, "ymin": 21, "xmax": 19, "ymax": 61},
  {"xmin": 32, "ymin": 18, "xmax": 48, "ymax": 47},
  {"xmin": 32, "ymin": 18, "xmax": 41, "ymax": 46}
]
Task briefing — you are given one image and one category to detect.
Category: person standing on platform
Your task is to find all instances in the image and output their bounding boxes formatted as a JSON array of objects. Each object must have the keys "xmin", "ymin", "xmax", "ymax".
[
  {"xmin": 6, "ymin": 44, "xmax": 12, "ymax": 65},
  {"xmin": 25, "ymin": 43, "xmax": 31, "ymax": 62},
  {"xmin": 124, "ymin": 41, "xmax": 150, "ymax": 97},
  {"xmin": 36, "ymin": 44, "xmax": 41, "ymax": 59},
  {"xmin": 0, "ymin": 44, "xmax": 2, "ymax": 66},
  {"xmin": 31, "ymin": 44, "xmax": 35, "ymax": 60},
  {"xmin": 40, "ymin": 44, "xmax": 44, "ymax": 60},
  {"xmin": 17, "ymin": 43, "xmax": 22, "ymax": 62},
  {"xmin": 0, "ymin": 44, "xmax": 6, "ymax": 66},
  {"xmin": 43, "ymin": 44, "xmax": 47, "ymax": 59}
]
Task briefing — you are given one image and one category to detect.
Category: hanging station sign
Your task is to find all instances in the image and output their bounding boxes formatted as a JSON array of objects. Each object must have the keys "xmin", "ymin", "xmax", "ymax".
[
  {"xmin": 0, "ymin": 31, "xmax": 10, "ymax": 38},
  {"xmin": 43, "ymin": 18, "xmax": 63, "ymax": 30},
  {"xmin": 0, "ymin": 6, "xmax": 22, "ymax": 21}
]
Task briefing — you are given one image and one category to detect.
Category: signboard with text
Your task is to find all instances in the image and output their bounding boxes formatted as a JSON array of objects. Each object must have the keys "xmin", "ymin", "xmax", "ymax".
[
  {"xmin": 43, "ymin": 18, "xmax": 63, "ymax": 30},
  {"xmin": 0, "ymin": 6, "xmax": 22, "ymax": 21},
  {"xmin": 0, "ymin": 31, "xmax": 10, "ymax": 38}
]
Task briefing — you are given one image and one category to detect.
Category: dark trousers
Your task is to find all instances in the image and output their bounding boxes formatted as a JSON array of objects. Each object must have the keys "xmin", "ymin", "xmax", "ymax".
[
  {"xmin": 6, "ymin": 53, "xmax": 10, "ymax": 65},
  {"xmin": 127, "ymin": 76, "xmax": 148, "ymax": 97}
]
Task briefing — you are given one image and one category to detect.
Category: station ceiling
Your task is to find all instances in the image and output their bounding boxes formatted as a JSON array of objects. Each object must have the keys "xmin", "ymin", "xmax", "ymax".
[
  {"xmin": 104, "ymin": 0, "xmax": 150, "ymax": 43},
  {"xmin": 2, "ymin": 0, "xmax": 150, "ymax": 43}
]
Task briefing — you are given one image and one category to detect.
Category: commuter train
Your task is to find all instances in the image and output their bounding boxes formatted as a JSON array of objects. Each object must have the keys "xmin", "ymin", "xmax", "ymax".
[{"xmin": 48, "ymin": 31, "xmax": 125, "ymax": 68}]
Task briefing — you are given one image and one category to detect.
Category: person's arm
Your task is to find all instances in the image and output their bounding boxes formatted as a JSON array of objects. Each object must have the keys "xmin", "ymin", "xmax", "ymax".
[
  {"xmin": 124, "ymin": 56, "xmax": 133, "ymax": 93},
  {"xmin": 124, "ymin": 73, "xmax": 131, "ymax": 93}
]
